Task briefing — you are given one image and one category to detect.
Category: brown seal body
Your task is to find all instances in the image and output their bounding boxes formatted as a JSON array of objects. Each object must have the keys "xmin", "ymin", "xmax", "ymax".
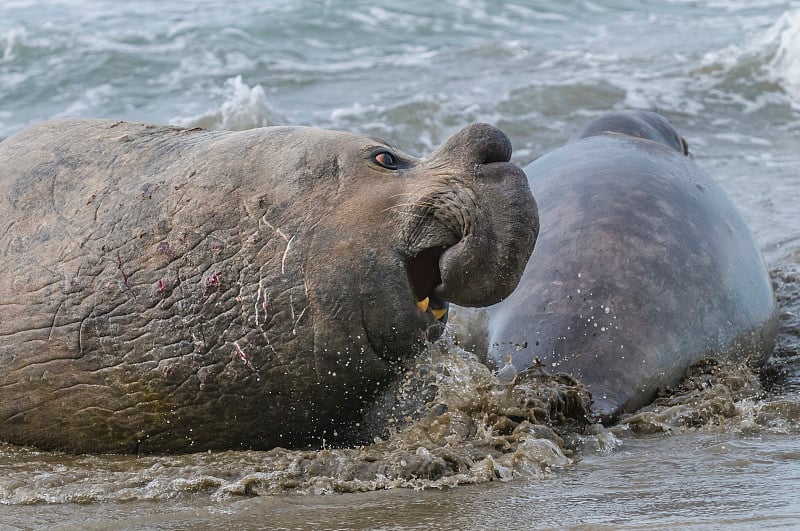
[
  {"xmin": 481, "ymin": 111, "xmax": 776, "ymax": 420},
  {"xmin": 0, "ymin": 119, "xmax": 537, "ymax": 452}
]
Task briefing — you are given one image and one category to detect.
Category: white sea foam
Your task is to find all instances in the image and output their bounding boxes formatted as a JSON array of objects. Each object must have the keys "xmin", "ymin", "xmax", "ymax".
[
  {"xmin": 768, "ymin": 10, "xmax": 800, "ymax": 105},
  {"xmin": 170, "ymin": 76, "xmax": 281, "ymax": 131},
  {"xmin": 1, "ymin": 25, "xmax": 26, "ymax": 62},
  {"xmin": 700, "ymin": 9, "xmax": 800, "ymax": 108}
]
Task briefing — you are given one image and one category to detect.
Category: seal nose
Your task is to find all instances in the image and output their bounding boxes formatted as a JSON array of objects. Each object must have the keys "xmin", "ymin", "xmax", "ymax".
[
  {"xmin": 425, "ymin": 123, "xmax": 538, "ymax": 307},
  {"xmin": 434, "ymin": 123, "xmax": 513, "ymax": 167}
]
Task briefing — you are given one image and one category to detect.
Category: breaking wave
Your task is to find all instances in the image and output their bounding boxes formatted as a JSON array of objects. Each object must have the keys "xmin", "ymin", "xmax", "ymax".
[
  {"xmin": 766, "ymin": 10, "xmax": 800, "ymax": 105},
  {"xmin": 698, "ymin": 8, "xmax": 800, "ymax": 110},
  {"xmin": 170, "ymin": 75, "xmax": 282, "ymax": 131}
]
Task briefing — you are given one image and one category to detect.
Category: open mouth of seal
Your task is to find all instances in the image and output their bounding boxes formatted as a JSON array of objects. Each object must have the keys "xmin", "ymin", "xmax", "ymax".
[{"xmin": 406, "ymin": 246, "xmax": 449, "ymax": 323}]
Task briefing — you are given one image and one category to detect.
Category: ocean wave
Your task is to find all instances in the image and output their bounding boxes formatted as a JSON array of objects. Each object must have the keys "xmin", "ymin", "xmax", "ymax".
[
  {"xmin": 0, "ymin": 25, "xmax": 26, "ymax": 62},
  {"xmin": 169, "ymin": 76, "xmax": 282, "ymax": 131},
  {"xmin": 499, "ymin": 8, "xmax": 800, "ymax": 120},
  {"xmin": 321, "ymin": 91, "xmax": 510, "ymax": 157},
  {"xmin": 768, "ymin": 9, "xmax": 800, "ymax": 104},
  {"xmin": 699, "ymin": 8, "xmax": 800, "ymax": 109}
]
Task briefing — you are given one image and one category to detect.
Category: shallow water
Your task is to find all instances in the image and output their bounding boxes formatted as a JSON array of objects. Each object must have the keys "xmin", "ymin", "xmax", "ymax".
[
  {"xmin": 2, "ymin": 433, "xmax": 798, "ymax": 530},
  {"xmin": 1, "ymin": 0, "xmax": 800, "ymax": 528}
]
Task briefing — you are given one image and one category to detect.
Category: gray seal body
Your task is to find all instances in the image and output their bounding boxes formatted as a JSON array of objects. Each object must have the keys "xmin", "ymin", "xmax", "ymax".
[
  {"xmin": 483, "ymin": 111, "xmax": 776, "ymax": 419},
  {"xmin": 0, "ymin": 119, "xmax": 537, "ymax": 452}
]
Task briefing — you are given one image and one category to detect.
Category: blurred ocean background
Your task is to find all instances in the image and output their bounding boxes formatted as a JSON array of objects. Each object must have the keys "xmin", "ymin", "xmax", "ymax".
[{"xmin": 1, "ymin": 1, "xmax": 799, "ymax": 529}]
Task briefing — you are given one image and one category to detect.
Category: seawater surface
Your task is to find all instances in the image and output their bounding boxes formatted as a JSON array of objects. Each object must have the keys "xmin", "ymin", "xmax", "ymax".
[{"xmin": 1, "ymin": 1, "xmax": 799, "ymax": 529}]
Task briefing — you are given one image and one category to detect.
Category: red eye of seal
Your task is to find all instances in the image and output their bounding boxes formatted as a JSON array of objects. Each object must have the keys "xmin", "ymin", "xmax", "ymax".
[{"xmin": 373, "ymin": 151, "xmax": 398, "ymax": 170}]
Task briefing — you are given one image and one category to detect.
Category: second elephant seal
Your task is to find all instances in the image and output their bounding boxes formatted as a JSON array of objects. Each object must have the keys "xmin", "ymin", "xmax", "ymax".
[{"xmin": 475, "ymin": 111, "xmax": 777, "ymax": 420}]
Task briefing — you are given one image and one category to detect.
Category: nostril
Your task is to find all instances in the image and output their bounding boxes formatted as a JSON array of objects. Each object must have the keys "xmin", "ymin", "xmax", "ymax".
[
  {"xmin": 466, "ymin": 123, "xmax": 513, "ymax": 165},
  {"xmin": 437, "ymin": 123, "xmax": 513, "ymax": 167}
]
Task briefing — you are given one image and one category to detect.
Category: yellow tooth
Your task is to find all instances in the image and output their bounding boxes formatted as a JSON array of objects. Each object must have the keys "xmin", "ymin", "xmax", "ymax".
[
  {"xmin": 416, "ymin": 297, "xmax": 430, "ymax": 313},
  {"xmin": 431, "ymin": 308, "xmax": 447, "ymax": 320}
]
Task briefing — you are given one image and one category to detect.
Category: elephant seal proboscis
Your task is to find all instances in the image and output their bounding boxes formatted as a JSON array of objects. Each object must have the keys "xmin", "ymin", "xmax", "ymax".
[
  {"xmin": 0, "ymin": 119, "xmax": 538, "ymax": 452},
  {"xmin": 463, "ymin": 110, "xmax": 777, "ymax": 421}
]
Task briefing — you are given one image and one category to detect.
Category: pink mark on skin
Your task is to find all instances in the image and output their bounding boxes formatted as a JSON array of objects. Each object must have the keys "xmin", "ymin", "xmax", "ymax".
[
  {"xmin": 234, "ymin": 341, "xmax": 255, "ymax": 371},
  {"xmin": 205, "ymin": 271, "xmax": 222, "ymax": 289},
  {"xmin": 156, "ymin": 279, "xmax": 167, "ymax": 299}
]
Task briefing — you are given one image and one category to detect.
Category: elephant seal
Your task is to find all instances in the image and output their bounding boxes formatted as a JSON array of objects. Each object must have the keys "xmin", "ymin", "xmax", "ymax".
[
  {"xmin": 471, "ymin": 110, "xmax": 777, "ymax": 420},
  {"xmin": 0, "ymin": 119, "xmax": 538, "ymax": 453}
]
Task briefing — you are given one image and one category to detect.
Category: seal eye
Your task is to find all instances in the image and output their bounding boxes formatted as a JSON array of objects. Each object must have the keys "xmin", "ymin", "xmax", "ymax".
[{"xmin": 373, "ymin": 151, "xmax": 398, "ymax": 170}]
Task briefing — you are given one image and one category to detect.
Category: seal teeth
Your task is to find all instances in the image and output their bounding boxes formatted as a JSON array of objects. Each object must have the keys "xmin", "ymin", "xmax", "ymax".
[
  {"xmin": 431, "ymin": 308, "xmax": 447, "ymax": 321},
  {"xmin": 417, "ymin": 297, "xmax": 430, "ymax": 313}
]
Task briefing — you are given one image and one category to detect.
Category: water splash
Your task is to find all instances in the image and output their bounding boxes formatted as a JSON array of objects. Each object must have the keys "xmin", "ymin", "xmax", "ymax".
[
  {"xmin": 618, "ymin": 260, "xmax": 800, "ymax": 438},
  {"xmin": 0, "ymin": 341, "xmax": 594, "ymax": 504},
  {"xmin": 768, "ymin": 10, "xmax": 800, "ymax": 106},
  {"xmin": 170, "ymin": 76, "xmax": 282, "ymax": 131},
  {"xmin": 1, "ymin": 25, "xmax": 26, "ymax": 62},
  {"xmin": 698, "ymin": 8, "xmax": 800, "ymax": 110}
]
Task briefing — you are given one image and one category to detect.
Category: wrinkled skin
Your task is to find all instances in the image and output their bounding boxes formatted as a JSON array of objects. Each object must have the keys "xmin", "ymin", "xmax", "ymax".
[
  {"xmin": 0, "ymin": 119, "xmax": 537, "ymax": 453},
  {"xmin": 458, "ymin": 111, "xmax": 777, "ymax": 421}
]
